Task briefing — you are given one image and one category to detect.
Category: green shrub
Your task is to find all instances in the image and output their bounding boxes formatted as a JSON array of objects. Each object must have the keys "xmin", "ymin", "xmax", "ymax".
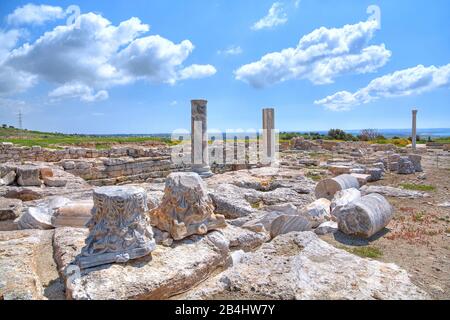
[{"xmin": 348, "ymin": 247, "xmax": 383, "ymax": 259}]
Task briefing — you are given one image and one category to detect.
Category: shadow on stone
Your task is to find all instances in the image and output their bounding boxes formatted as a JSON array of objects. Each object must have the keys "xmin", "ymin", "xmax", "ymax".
[
  {"xmin": 43, "ymin": 278, "xmax": 66, "ymax": 300},
  {"xmin": 333, "ymin": 228, "xmax": 390, "ymax": 246}
]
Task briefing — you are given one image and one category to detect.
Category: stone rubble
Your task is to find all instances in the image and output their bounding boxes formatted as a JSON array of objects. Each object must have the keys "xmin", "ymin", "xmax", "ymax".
[
  {"xmin": 314, "ymin": 221, "xmax": 338, "ymax": 235},
  {"xmin": 179, "ymin": 232, "xmax": 428, "ymax": 300},
  {"xmin": 0, "ymin": 137, "xmax": 439, "ymax": 300},
  {"xmin": 360, "ymin": 185, "xmax": 429, "ymax": 198},
  {"xmin": 0, "ymin": 198, "xmax": 22, "ymax": 221}
]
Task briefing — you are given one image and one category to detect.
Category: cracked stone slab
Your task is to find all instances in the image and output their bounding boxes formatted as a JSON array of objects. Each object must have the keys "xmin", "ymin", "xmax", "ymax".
[
  {"xmin": 180, "ymin": 232, "xmax": 429, "ymax": 300},
  {"xmin": 53, "ymin": 227, "xmax": 230, "ymax": 300}
]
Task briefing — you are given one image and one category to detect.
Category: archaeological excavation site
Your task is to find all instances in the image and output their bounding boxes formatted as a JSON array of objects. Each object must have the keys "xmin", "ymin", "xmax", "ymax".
[
  {"xmin": 0, "ymin": 1, "xmax": 449, "ymax": 307},
  {"xmin": 1, "ymin": 101, "xmax": 449, "ymax": 301}
]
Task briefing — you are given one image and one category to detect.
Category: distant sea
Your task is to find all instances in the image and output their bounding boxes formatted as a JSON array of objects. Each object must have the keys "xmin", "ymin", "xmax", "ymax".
[
  {"xmin": 87, "ymin": 128, "xmax": 450, "ymax": 138},
  {"xmin": 319, "ymin": 128, "xmax": 450, "ymax": 138}
]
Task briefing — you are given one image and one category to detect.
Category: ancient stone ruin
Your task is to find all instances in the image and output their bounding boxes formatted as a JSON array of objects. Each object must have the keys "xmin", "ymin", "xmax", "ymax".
[
  {"xmin": 191, "ymin": 99, "xmax": 213, "ymax": 178},
  {"xmin": 1, "ymin": 102, "xmax": 447, "ymax": 300},
  {"xmin": 149, "ymin": 172, "xmax": 226, "ymax": 240},
  {"xmin": 76, "ymin": 186, "xmax": 156, "ymax": 269}
]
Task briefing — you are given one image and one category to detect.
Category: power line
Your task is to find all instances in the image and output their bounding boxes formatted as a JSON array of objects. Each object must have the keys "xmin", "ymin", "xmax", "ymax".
[{"xmin": 18, "ymin": 110, "xmax": 23, "ymax": 129}]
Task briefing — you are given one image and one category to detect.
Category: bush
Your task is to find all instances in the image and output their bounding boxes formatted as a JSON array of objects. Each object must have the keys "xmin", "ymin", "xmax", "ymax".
[
  {"xmin": 309, "ymin": 132, "xmax": 323, "ymax": 140},
  {"xmin": 327, "ymin": 129, "xmax": 354, "ymax": 141},
  {"xmin": 391, "ymin": 138, "xmax": 411, "ymax": 147},
  {"xmin": 359, "ymin": 129, "xmax": 380, "ymax": 141}
]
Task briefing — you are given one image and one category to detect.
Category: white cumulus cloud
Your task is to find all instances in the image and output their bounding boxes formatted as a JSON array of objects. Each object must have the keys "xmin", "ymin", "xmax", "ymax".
[
  {"xmin": 0, "ymin": 29, "xmax": 23, "ymax": 62},
  {"xmin": 114, "ymin": 35, "xmax": 215, "ymax": 84},
  {"xmin": 217, "ymin": 45, "xmax": 243, "ymax": 56},
  {"xmin": 236, "ymin": 20, "xmax": 390, "ymax": 88},
  {"xmin": 315, "ymin": 64, "xmax": 450, "ymax": 111},
  {"xmin": 0, "ymin": 10, "xmax": 216, "ymax": 101},
  {"xmin": 49, "ymin": 83, "xmax": 109, "ymax": 102},
  {"xmin": 251, "ymin": 2, "xmax": 288, "ymax": 31},
  {"xmin": 178, "ymin": 64, "xmax": 217, "ymax": 81},
  {"xmin": 7, "ymin": 3, "xmax": 65, "ymax": 26}
]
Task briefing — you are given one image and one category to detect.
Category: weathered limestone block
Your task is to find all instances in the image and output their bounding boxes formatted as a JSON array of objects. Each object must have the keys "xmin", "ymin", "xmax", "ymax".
[
  {"xmin": 0, "ymin": 198, "xmax": 22, "ymax": 221},
  {"xmin": 61, "ymin": 161, "xmax": 76, "ymax": 170},
  {"xmin": 350, "ymin": 173, "xmax": 371, "ymax": 186},
  {"xmin": 388, "ymin": 161, "xmax": 399, "ymax": 172},
  {"xmin": 366, "ymin": 167, "xmax": 383, "ymax": 182},
  {"xmin": 209, "ymin": 184, "xmax": 255, "ymax": 219},
  {"xmin": 372, "ymin": 162, "xmax": 386, "ymax": 171},
  {"xmin": 16, "ymin": 207, "xmax": 54, "ymax": 230},
  {"xmin": 219, "ymin": 224, "xmax": 269, "ymax": 251},
  {"xmin": 388, "ymin": 153, "xmax": 401, "ymax": 162},
  {"xmin": 242, "ymin": 210, "xmax": 286, "ymax": 233},
  {"xmin": 16, "ymin": 165, "xmax": 42, "ymax": 186},
  {"xmin": 53, "ymin": 227, "xmax": 230, "ymax": 300},
  {"xmin": 328, "ymin": 165, "xmax": 351, "ymax": 176},
  {"xmin": 254, "ymin": 187, "xmax": 314, "ymax": 207},
  {"xmin": 0, "ymin": 230, "xmax": 58, "ymax": 300},
  {"xmin": 331, "ymin": 188, "xmax": 361, "ymax": 215},
  {"xmin": 181, "ymin": 232, "xmax": 428, "ymax": 300},
  {"xmin": 43, "ymin": 176, "xmax": 67, "ymax": 187},
  {"xmin": 0, "ymin": 171, "xmax": 16, "ymax": 186},
  {"xmin": 408, "ymin": 154, "xmax": 423, "ymax": 172},
  {"xmin": 337, "ymin": 193, "xmax": 394, "ymax": 238},
  {"xmin": 315, "ymin": 174, "xmax": 360, "ymax": 200},
  {"xmin": 51, "ymin": 200, "xmax": 93, "ymax": 228},
  {"xmin": 314, "ymin": 221, "xmax": 338, "ymax": 235},
  {"xmin": 270, "ymin": 214, "xmax": 312, "ymax": 238},
  {"xmin": 150, "ymin": 172, "xmax": 226, "ymax": 240},
  {"xmin": 265, "ymin": 203, "xmax": 299, "ymax": 215},
  {"xmin": 360, "ymin": 185, "xmax": 429, "ymax": 199},
  {"xmin": 76, "ymin": 186, "xmax": 156, "ymax": 269},
  {"xmin": 301, "ymin": 198, "xmax": 331, "ymax": 226},
  {"xmin": 397, "ymin": 157, "xmax": 415, "ymax": 174}
]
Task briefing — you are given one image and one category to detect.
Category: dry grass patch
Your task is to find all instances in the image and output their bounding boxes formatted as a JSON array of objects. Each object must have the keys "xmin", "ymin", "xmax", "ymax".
[{"xmin": 399, "ymin": 183, "xmax": 436, "ymax": 192}]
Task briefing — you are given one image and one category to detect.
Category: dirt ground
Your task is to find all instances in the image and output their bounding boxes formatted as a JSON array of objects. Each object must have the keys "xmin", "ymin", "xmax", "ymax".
[{"xmin": 321, "ymin": 151, "xmax": 450, "ymax": 299}]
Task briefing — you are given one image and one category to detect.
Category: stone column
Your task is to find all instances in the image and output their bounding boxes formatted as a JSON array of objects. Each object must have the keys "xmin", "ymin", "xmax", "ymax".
[
  {"xmin": 149, "ymin": 172, "xmax": 226, "ymax": 240},
  {"xmin": 77, "ymin": 186, "xmax": 156, "ymax": 269},
  {"xmin": 191, "ymin": 99, "xmax": 213, "ymax": 177},
  {"xmin": 412, "ymin": 109, "xmax": 418, "ymax": 150},
  {"xmin": 262, "ymin": 108, "xmax": 275, "ymax": 163}
]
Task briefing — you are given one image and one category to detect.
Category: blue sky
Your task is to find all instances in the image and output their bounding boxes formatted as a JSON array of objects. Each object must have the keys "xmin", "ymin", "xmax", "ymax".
[{"xmin": 0, "ymin": 0, "xmax": 449, "ymax": 134}]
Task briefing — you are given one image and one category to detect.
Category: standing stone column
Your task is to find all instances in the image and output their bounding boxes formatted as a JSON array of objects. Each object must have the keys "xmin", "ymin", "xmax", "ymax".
[
  {"xmin": 262, "ymin": 108, "xmax": 275, "ymax": 163},
  {"xmin": 76, "ymin": 186, "xmax": 156, "ymax": 269},
  {"xmin": 411, "ymin": 109, "xmax": 418, "ymax": 150},
  {"xmin": 191, "ymin": 99, "xmax": 213, "ymax": 177}
]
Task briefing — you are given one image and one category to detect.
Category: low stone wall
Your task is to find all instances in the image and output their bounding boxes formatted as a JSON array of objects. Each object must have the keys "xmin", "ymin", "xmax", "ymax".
[
  {"xmin": 1, "ymin": 142, "xmax": 271, "ymax": 186},
  {"xmin": 0, "ymin": 142, "xmax": 170, "ymax": 162},
  {"xmin": 58, "ymin": 156, "xmax": 190, "ymax": 186}
]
